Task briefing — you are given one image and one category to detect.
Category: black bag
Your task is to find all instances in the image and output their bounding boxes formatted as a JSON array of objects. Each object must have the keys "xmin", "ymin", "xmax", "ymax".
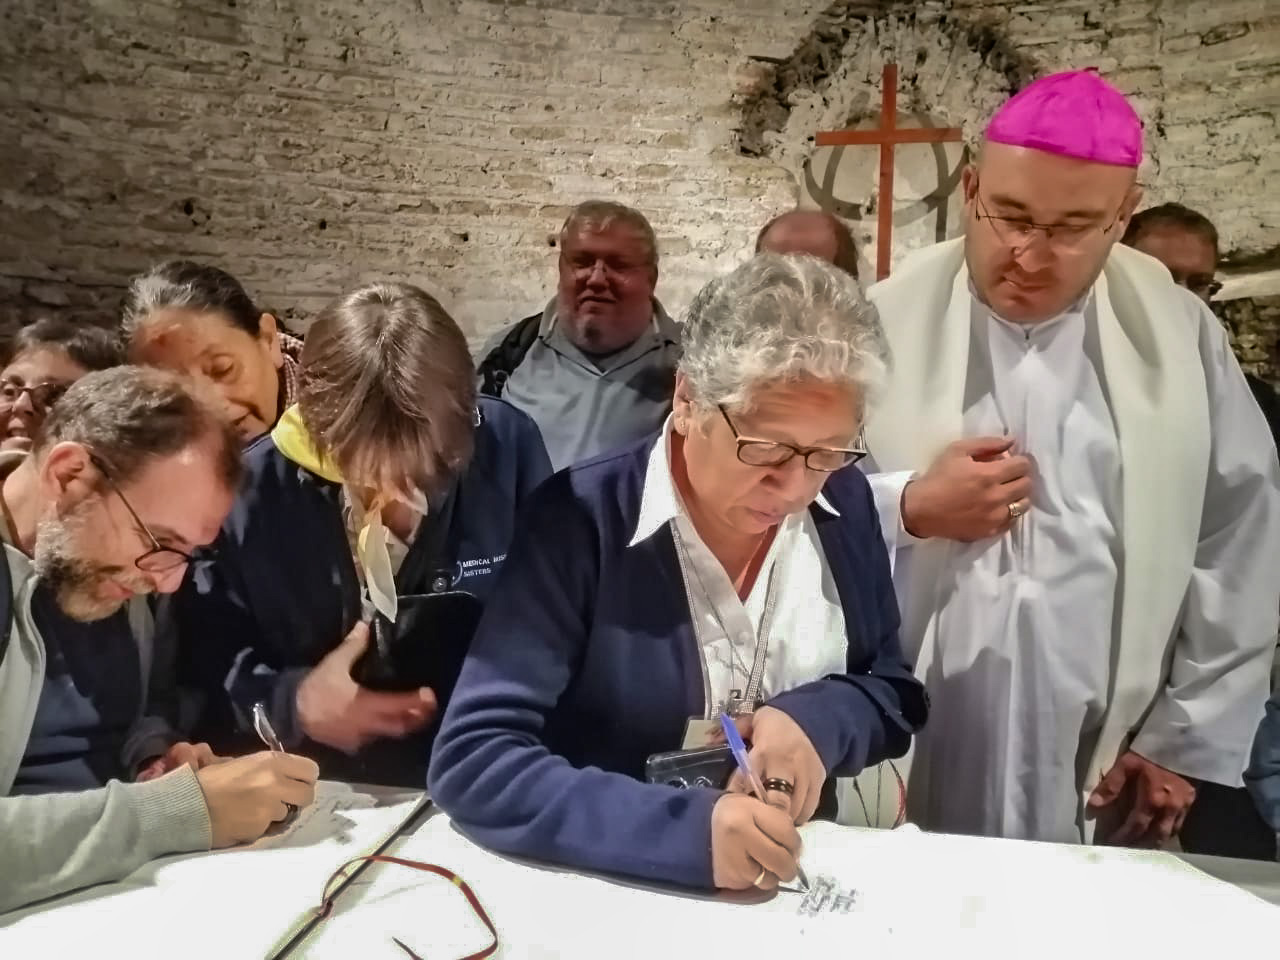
[{"xmin": 352, "ymin": 482, "xmax": 482, "ymax": 708}]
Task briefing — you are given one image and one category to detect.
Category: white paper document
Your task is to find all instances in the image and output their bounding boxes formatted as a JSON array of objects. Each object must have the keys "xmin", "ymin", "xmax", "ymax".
[
  {"xmin": 296, "ymin": 819, "xmax": 912, "ymax": 957},
  {"xmin": 300, "ymin": 817, "xmax": 1278, "ymax": 959}
]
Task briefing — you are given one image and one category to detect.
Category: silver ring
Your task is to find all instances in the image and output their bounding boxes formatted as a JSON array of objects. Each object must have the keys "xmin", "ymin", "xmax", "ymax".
[
  {"xmin": 1008, "ymin": 501, "xmax": 1026, "ymax": 520},
  {"xmin": 752, "ymin": 866, "xmax": 768, "ymax": 887}
]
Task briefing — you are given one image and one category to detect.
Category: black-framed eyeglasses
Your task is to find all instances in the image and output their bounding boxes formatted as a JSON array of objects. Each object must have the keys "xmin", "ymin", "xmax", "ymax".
[
  {"xmin": 718, "ymin": 406, "xmax": 866, "ymax": 472},
  {"xmin": 0, "ymin": 379, "xmax": 70, "ymax": 412},
  {"xmin": 973, "ymin": 187, "xmax": 1128, "ymax": 254},
  {"xmin": 88, "ymin": 453, "xmax": 214, "ymax": 574}
]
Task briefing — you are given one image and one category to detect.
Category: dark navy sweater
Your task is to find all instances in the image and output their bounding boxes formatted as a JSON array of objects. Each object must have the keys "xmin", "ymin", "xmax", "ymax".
[
  {"xmin": 175, "ymin": 396, "xmax": 551, "ymax": 780},
  {"xmin": 14, "ymin": 587, "xmax": 140, "ymax": 792},
  {"xmin": 428, "ymin": 435, "xmax": 929, "ymax": 889}
]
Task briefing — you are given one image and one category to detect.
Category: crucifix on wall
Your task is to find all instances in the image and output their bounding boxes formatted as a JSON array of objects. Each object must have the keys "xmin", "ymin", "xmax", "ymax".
[{"xmin": 814, "ymin": 64, "xmax": 966, "ymax": 280}]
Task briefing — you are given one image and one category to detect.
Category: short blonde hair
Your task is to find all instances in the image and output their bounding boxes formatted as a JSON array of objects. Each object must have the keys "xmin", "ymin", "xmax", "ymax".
[{"xmin": 298, "ymin": 283, "xmax": 475, "ymax": 499}]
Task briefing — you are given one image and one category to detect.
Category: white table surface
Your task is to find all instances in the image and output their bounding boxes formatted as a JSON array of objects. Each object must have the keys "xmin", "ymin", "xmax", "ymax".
[{"xmin": 2, "ymin": 788, "xmax": 1276, "ymax": 959}]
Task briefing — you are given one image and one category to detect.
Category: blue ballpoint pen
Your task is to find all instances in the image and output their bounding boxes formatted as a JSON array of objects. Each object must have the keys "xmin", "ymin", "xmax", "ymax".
[{"xmin": 719, "ymin": 712, "xmax": 810, "ymax": 892}]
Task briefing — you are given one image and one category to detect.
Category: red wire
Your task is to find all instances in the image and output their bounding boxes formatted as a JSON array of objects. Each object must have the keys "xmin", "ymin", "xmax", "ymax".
[
  {"xmin": 317, "ymin": 854, "xmax": 499, "ymax": 960},
  {"xmin": 889, "ymin": 760, "xmax": 906, "ymax": 828}
]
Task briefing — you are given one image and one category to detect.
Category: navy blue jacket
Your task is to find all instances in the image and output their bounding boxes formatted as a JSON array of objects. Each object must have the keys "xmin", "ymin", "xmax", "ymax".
[
  {"xmin": 176, "ymin": 396, "xmax": 551, "ymax": 776},
  {"xmin": 428, "ymin": 436, "xmax": 928, "ymax": 889}
]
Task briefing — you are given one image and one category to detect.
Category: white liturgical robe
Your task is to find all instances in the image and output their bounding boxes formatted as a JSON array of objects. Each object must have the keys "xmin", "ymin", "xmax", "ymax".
[{"xmin": 862, "ymin": 238, "xmax": 1280, "ymax": 844}]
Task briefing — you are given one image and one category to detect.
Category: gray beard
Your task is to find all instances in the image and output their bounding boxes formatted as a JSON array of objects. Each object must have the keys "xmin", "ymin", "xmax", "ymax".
[{"xmin": 32, "ymin": 514, "xmax": 131, "ymax": 622}]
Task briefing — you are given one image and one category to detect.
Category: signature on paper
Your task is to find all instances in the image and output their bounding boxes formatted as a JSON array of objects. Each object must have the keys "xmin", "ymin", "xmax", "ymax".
[{"xmin": 797, "ymin": 875, "xmax": 858, "ymax": 917}]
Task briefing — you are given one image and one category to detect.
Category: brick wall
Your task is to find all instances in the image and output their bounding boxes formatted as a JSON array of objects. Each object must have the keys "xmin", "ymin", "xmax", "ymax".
[
  {"xmin": 1223, "ymin": 295, "xmax": 1280, "ymax": 375},
  {"xmin": 0, "ymin": 0, "xmax": 1277, "ymax": 367}
]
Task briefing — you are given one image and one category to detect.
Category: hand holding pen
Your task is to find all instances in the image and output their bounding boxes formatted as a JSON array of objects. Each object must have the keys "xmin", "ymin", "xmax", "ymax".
[
  {"xmin": 720, "ymin": 712, "xmax": 811, "ymax": 892},
  {"xmin": 253, "ymin": 701, "xmax": 300, "ymax": 824},
  {"xmin": 720, "ymin": 707, "xmax": 828, "ymax": 827},
  {"xmin": 188, "ymin": 736, "xmax": 318, "ymax": 847}
]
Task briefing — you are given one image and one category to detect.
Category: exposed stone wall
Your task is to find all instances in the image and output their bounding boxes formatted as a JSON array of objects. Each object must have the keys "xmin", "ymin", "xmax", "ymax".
[
  {"xmin": 739, "ymin": 0, "xmax": 1278, "ymax": 267},
  {"xmin": 1222, "ymin": 295, "xmax": 1280, "ymax": 382},
  {"xmin": 0, "ymin": 0, "xmax": 1276, "ymax": 359}
]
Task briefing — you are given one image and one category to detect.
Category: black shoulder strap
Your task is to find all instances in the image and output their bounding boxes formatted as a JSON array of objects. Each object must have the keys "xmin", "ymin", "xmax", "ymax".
[
  {"xmin": 477, "ymin": 313, "xmax": 542, "ymax": 398},
  {"xmin": 0, "ymin": 548, "xmax": 13, "ymax": 666}
]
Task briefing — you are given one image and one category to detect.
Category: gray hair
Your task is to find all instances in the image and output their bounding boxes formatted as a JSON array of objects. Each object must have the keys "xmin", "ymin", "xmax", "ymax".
[
  {"xmin": 559, "ymin": 200, "xmax": 659, "ymax": 269},
  {"xmin": 679, "ymin": 254, "xmax": 889, "ymax": 416},
  {"xmin": 121, "ymin": 261, "xmax": 263, "ymax": 341},
  {"xmin": 39, "ymin": 365, "xmax": 243, "ymax": 492}
]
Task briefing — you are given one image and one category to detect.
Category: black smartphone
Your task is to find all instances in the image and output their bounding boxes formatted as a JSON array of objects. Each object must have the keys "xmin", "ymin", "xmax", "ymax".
[{"xmin": 644, "ymin": 744, "xmax": 736, "ymax": 790}]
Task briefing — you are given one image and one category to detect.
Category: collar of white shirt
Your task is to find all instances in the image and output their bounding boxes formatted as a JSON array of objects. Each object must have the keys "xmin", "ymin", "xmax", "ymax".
[
  {"xmin": 627, "ymin": 415, "xmax": 839, "ymax": 548},
  {"xmin": 969, "ymin": 278, "xmax": 1093, "ymax": 332}
]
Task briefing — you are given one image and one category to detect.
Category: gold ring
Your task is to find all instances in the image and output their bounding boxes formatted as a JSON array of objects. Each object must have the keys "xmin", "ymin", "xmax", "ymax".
[
  {"xmin": 1008, "ymin": 501, "xmax": 1026, "ymax": 520},
  {"xmin": 752, "ymin": 866, "xmax": 768, "ymax": 887}
]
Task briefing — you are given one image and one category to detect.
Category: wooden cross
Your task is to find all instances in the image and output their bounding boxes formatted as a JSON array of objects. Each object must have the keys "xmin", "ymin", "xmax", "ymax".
[{"xmin": 816, "ymin": 64, "xmax": 965, "ymax": 280}]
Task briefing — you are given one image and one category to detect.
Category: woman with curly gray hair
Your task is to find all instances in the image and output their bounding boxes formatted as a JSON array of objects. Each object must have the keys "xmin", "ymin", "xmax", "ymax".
[{"xmin": 430, "ymin": 254, "xmax": 928, "ymax": 893}]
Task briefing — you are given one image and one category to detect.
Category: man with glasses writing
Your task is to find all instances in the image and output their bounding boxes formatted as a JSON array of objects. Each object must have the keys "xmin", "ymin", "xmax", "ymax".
[
  {"xmin": 862, "ymin": 70, "xmax": 1280, "ymax": 849},
  {"xmin": 0, "ymin": 366, "xmax": 317, "ymax": 913}
]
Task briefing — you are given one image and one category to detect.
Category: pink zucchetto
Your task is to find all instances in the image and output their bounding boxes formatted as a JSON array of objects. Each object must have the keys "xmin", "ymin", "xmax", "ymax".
[{"xmin": 985, "ymin": 69, "xmax": 1143, "ymax": 168}]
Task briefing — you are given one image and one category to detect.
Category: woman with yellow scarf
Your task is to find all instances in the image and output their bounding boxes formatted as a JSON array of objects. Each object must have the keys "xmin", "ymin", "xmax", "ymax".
[{"xmin": 172, "ymin": 282, "xmax": 551, "ymax": 784}]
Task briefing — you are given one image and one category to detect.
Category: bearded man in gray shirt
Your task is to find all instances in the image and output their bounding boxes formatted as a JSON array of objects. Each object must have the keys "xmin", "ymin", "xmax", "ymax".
[{"xmin": 478, "ymin": 201, "xmax": 681, "ymax": 471}]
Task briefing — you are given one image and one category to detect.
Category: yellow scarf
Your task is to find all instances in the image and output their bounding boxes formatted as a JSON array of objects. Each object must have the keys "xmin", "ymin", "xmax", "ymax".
[{"xmin": 271, "ymin": 405, "xmax": 399, "ymax": 623}]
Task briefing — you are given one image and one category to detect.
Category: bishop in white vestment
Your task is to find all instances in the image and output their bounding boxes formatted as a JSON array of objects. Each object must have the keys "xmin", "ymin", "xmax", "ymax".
[{"xmin": 862, "ymin": 70, "xmax": 1280, "ymax": 845}]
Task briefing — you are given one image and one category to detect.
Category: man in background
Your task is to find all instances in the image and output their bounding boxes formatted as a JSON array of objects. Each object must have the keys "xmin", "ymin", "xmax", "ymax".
[
  {"xmin": 477, "ymin": 200, "xmax": 680, "ymax": 471},
  {"xmin": 1123, "ymin": 202, "xmax": 1279, "ymax": 448},
  {"xmin": 756, "ymin": 209, "xmax": 860, "ymax": 278},
  {"xmin": 1122, "ymin": 203, "xmax": 1221, "ymax": 300}
]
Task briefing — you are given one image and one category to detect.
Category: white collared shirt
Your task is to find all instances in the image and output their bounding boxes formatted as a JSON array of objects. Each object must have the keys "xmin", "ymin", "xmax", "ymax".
[{"xmin": 629, "ymin": 417, "xmax": 849, "ymax": 717}]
